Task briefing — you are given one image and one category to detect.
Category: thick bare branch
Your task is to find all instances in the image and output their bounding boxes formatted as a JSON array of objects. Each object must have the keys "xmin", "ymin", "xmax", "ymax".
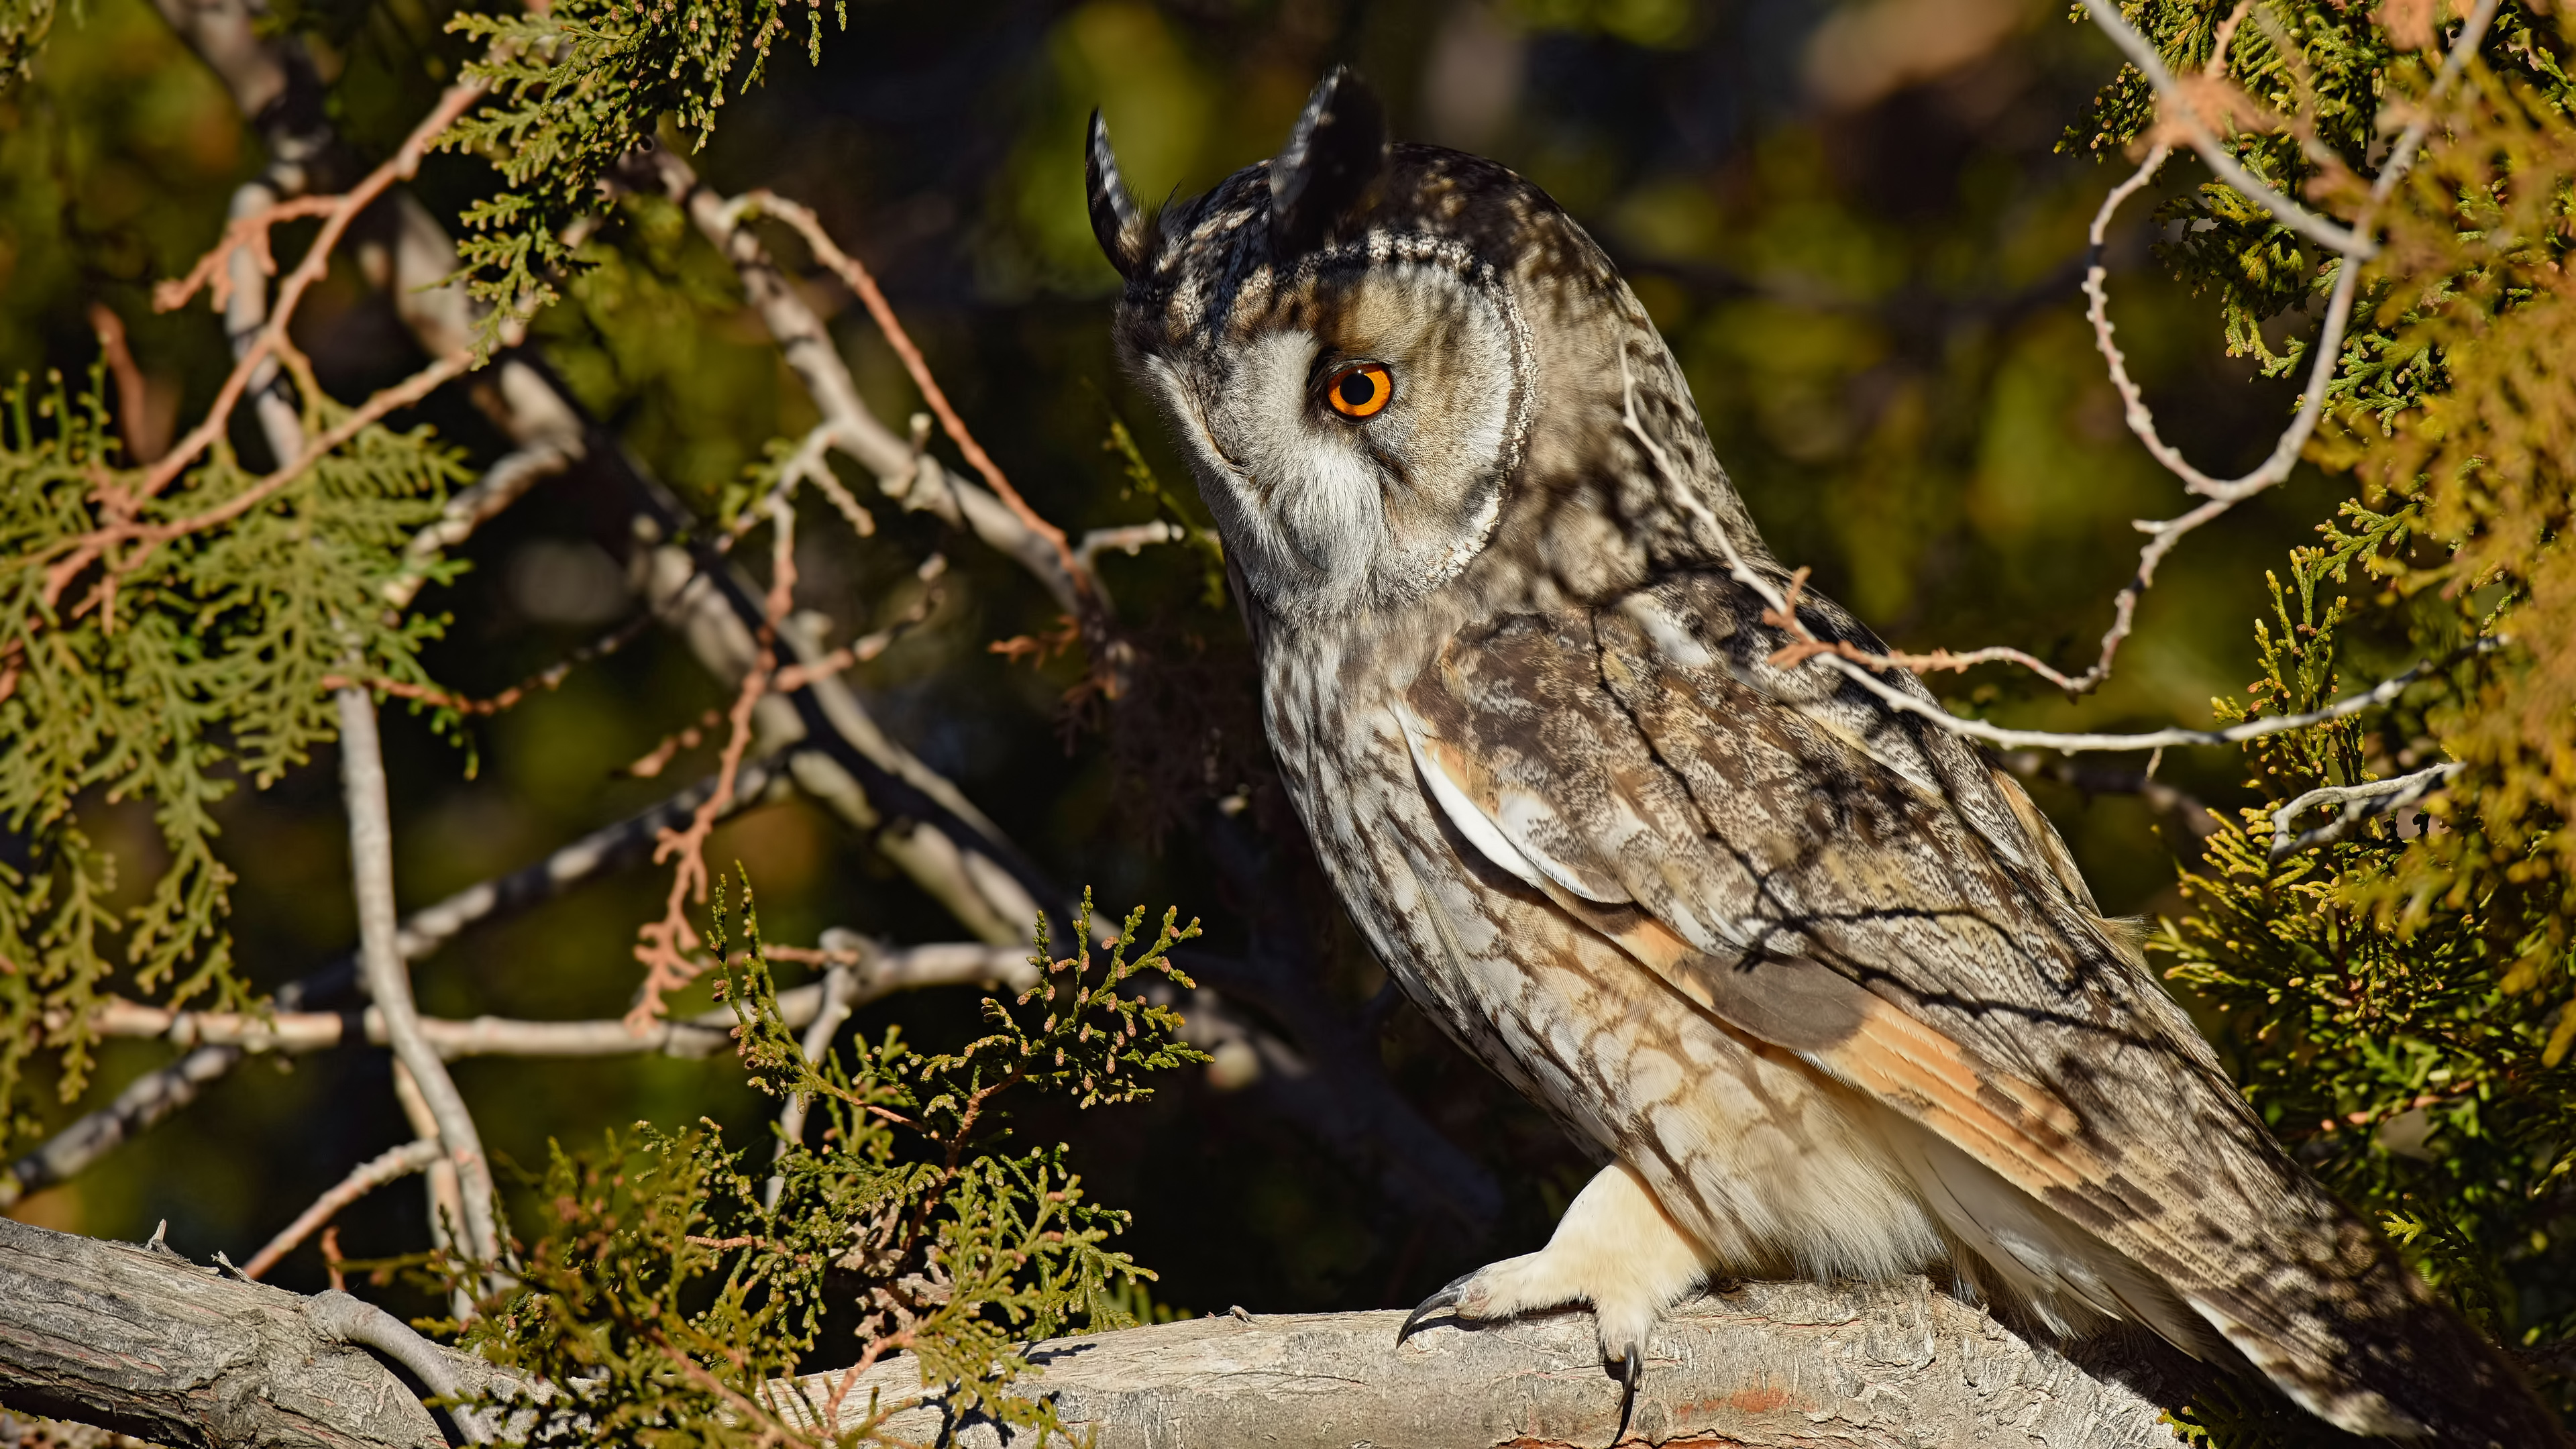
[
  {"xmin": 0, "ymin": 1218, "xmax": 2178, "ymax": 1449},
  {"xmin": 0, "ymin": 1218, "xmax": 446, "ymax": 1449},
  {"xmin": 773, "ymin": 1279, "xmax": 2178, "ymax": 1448}
]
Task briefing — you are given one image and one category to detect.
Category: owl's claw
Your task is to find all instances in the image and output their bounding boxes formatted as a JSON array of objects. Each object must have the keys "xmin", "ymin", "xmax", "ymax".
[
  {"xmin": 1611, "ymin": 1344, "xmax": 1643, "ymax": 1444},
  {"xmin": 1395, "ymin": 1271, "xmax": 1479, "ymax": 1344}
]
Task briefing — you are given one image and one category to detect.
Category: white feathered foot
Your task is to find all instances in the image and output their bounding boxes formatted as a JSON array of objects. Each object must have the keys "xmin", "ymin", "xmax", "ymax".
[{"xmin": 1397, "ymin": 1160, "xmax": 1711, "ymax": 1443}]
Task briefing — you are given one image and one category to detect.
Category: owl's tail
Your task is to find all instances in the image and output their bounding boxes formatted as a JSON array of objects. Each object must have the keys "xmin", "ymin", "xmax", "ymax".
[
  {"xmin": 2178, "ymin": 1210, "xmax": 2563, "ymax": 1447},
  {"xmin": 1897, "ymin": 1112, "xmax": 2561, "ymax": 1444}
]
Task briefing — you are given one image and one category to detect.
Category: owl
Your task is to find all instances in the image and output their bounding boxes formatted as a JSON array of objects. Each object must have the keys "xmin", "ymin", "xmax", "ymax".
[{"xmin": 1089, "ymin": 68, "xmax": 2557, "ymax": 1445}]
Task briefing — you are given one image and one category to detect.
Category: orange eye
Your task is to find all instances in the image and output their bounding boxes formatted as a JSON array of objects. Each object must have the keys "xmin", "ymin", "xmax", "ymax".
[{"xmin": 1325, "ymin": 361, "xmax": 1393, "ymax": 419}]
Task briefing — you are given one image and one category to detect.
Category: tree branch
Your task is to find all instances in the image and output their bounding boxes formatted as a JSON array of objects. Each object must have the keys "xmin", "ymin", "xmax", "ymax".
[
  {"xmin": 241, "ymin": 1140, "xmax": 444, "ymax": 1281},
  {"xmin": 2078, "ymin": 0, "xmax": 2371, "ymax": 258},
  {"xmin": 0, "ymin": 1216, "xmax": 2179, "ymax": 1449},
  {"xmin": 68, "ymin": 942, "xmax": 1033, "ymax": 1061},
  {"xmin": 0, "ymin": 1219, "xmax": 447, "ymax": 1449},
  {"xmin": 2269, "ymin": 761, "xmax": 2461, "ymax": 861},
  {"xmin": 337, "ymin": 689, "xmax": 504, "ymax": 1272}
]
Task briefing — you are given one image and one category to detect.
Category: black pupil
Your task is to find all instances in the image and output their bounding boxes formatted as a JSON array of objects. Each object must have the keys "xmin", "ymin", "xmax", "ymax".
[{"xmin": 1337, "ymin": 370, "xmax": 1377, "ymax": 407}]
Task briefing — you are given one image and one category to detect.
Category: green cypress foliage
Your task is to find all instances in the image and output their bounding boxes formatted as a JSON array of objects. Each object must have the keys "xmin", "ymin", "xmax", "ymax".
[
  {"xmin": 2075, "ymin": 2, "xmax": 2576, "ymax": 1435},
  {"xmin": 0, "ymin": 367, "xmax": 460, "ymax": 1136},
  {"xmin": 444, "ymin": 883, "xmax": 1206, "ymax": 1443}
]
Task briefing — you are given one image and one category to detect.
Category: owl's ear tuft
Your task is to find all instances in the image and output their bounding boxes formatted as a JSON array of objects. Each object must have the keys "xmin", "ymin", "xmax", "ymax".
[
  {"xmin": 1269, "ymin": 66, "xmax": 1389, "ymax": 265},
  {"xmin": 1087, "ymin": 109, "xmax": 1146, "ymax": 280}
]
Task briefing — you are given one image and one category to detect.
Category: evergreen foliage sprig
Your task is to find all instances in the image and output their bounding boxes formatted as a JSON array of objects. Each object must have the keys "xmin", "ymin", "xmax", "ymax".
[
  {"xmin": 445, "ymin": 879, "xmax": 1208, "ymax": 1446},
  {"xmin": 0, "ymin": 366, "xmax": 460, "ymax": 1141},
  {"xmin": 439, "ymin": 0, "xmax": 847, "ymax": 354}
]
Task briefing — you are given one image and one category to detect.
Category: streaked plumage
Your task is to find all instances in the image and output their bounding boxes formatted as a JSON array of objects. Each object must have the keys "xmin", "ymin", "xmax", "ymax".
[{"xmin": 1090, "ymin": 68, "xmax": 2559, "ymax": 1445}]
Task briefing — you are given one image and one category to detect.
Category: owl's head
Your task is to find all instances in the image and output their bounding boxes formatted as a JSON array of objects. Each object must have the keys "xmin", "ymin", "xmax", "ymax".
[{"xmin": 1092, "ymin": 69, "xmax": 1702, "ymax": 628}]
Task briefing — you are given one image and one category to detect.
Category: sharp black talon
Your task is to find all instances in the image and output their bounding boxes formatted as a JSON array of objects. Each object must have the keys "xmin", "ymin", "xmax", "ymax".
[
  {"xmin": 1395, "ymin": 1271, "xmax": 1479, "ymax": 1345},
  {"xmin": 1611, "ymin": 1345, "xmax": 1643, "ymax": 1446}
]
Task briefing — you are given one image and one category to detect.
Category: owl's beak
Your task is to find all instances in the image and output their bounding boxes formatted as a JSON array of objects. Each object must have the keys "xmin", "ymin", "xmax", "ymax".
[
  {"xmin": 1086, "ymin": 110, "xmax": 1146, "ymax": 281},
  {"xmin": 1268, "ymin": 65, "xmax": 1390, "ymax": 266}
]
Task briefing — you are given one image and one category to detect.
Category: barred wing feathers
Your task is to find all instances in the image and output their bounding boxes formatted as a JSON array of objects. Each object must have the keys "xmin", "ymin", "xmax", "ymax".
[{"xmin": 1394, "ymin": 572, "xmax": 2549, "ymax": 1445}]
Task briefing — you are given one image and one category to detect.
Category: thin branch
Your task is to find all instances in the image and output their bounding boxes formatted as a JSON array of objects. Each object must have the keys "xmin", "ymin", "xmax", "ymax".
[
  {"xmin": 737, "ymin": 189, "xmax": 1092, "ymax": 616},
  {"xmin": 631, "ymin": 499, "xmax": 796, "ymax": 1025},
  {"xmin": 241, "ymin": 1140, "xmax": 444, "ymax": 1281},
  {"xmin": 87, "ymin": 303, "xmax": 164, "ymax": 465},
  {"xmin": 383, "ymin": 441, "xmax": 574, "ymax": 610},
  {"xmin": 771, "ymin": 555, "xmax": 946, "ymax": 694},
  {"xmin": 2079, "ymin": 0, "xmax": 2372, "ymax": 258},
  {"xmin": 766, "ymin": 957, "xmax": 863, "ymax": 1212},
  {"xmin": 1619, "ymin": 350, "xmax": 2498, "ymax": 754},
  {"xmin": 68, "ymin": 943, "xmax": 1032, "ymax": 1059},
  {"xmin": 2269, "ymin": 761, "xmax": 2461, "ymax": 861},
  {"xmin": 2090, "ymin": 178, "xmax": 2363, "ymax": 507},
  {"xmin": 1077, "ymin": 521, "xmax": 1189, "ymax": 570},
  {"xmin": 389, "ymin": 1059, "xmax": 470, "ymax": 1323},
  {"xmin": 145, "ymin": 83, "xmax": 483, "ymax": 498},
  {"xmin": 152, "ymin": 194, "xmax": 345, "ymax": 316},
  {"xmin": 0, "ymin": 757, "xmax": 796, "ymax": 1212},
  {"xmin": 337, "ymin": 688, "xmax": 502, "ymax": 1271}
]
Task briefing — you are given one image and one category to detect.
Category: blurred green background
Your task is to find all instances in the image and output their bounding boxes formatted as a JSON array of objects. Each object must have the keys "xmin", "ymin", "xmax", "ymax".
[{"xmin": 1, "ymin": 0, "xmax": 2337, "ymax": 1324}]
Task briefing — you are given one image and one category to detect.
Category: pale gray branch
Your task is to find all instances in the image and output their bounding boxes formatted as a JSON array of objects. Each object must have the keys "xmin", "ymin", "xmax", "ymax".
[
  {"xmin": 0, "ymin": 1219, "xmax": 2180, "ymax": 1449},
  {"xmin": 2078, "ymin": 0, "xmax": 2371, "ymax": 258},
  {"xmin": 337, "ymin": 689, "xmax": 502, "ymax": 1271},
  {"xmin": 70, "ymin": 942, "xmax": 1033, "ymax": 1060},
  {"xmin": 2269, "ymin": 761, "xmax": 2461, "ymax": 861},
  {"xmin": 385, "ymin": 442, "xmax": 573, "ymax": 610},
  {"xmin": 769, "ymin": 1279, "xmax": 2181, "ymax": 1449}
]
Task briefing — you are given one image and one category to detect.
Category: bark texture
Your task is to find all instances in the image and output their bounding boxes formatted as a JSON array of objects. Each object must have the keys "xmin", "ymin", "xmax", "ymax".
[
  {"xmin": 0, "ymin": 1216, "xmax": 2181, "ymax": 1449},
  {"xmin": 771, "ymin": 1277, "xmax": 2184, "ymax": 1449},
  {"xmin": 0, "ymin": 1219, "xmax": 443, "ymax": 1449}
]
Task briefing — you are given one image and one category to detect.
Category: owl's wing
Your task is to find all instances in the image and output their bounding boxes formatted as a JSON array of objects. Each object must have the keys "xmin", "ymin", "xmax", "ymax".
[{"xmin": 1393, "ymin": 574, "xmax": 2457, "ymax": 1436}]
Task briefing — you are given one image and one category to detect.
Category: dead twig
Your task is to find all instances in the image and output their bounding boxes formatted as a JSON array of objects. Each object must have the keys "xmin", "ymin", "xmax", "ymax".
[
  {"xmin": 241, "ymin": 1138, "xmax": 444, "ymax": 1280},
  {"xmin": 631, "ymin": 500, "xmax": 798, "ymax": 1026},
  {"xmin": 736, "ymin": 191, "xmax": 1089, "ymax": 615}
]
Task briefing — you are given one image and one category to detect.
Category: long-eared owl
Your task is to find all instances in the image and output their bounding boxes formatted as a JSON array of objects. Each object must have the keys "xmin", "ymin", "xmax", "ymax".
[{"xmin": 1089, "ymin": 67, "xmax": 2557, "ymax": 1446}]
